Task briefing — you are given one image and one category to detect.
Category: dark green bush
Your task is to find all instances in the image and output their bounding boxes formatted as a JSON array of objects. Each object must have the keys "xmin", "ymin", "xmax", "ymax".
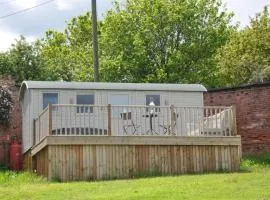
[
  {"xmin": 0, "ymin": 86, "xmax": 13, "ymax": 126},
  {"xmin": 240, "ymin": 152, "xmax": 270, "ymax": 172},
  {"xmin": 0, "ymin": 163, "xmax": 9, "ymax": 171}
]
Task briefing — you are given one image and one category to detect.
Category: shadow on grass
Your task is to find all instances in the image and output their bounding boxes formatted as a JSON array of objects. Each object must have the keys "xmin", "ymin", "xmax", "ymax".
[
  {"xmin": 76, "ymin": 168, "xmax": 242, "ymax": 184},
  {"xmin": 46, "ymin": 154, "xmax": 270, "ymax": 183}
]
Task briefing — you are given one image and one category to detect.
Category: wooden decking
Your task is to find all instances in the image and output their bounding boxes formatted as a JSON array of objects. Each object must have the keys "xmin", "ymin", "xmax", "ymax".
[
  {"xmin": 26, "ymin": 136, "xmax": 241, "ymax": 181},
  {"xmin": 25, "ymin": 104, "xmax": 241, "ymax": 181}
]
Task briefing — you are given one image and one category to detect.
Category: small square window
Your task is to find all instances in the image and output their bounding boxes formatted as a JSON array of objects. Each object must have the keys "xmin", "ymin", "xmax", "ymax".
[
  {"xmin": 43, "ymin": 93, "xmax": 58, "ymax": 109},
  {"xmin": 146, "ymin": 95, "xmax": 160, "ymax": 112},
  {"xmin": 77, "ymin": 94, "xmax": 94, "ymax": 113}
]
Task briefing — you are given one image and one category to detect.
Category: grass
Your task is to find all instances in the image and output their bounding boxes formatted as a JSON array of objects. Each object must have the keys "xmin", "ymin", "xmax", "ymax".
[{"xmin": 1, "ymin": 154, "xmax": 270, "ymax": 200}]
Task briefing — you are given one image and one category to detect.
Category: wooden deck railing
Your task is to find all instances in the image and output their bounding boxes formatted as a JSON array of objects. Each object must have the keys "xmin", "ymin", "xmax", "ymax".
[
  {"xmin": 33, "ymin": 105, "xmax": 51, "ymax": 145},
  {"xmin": 33, "ymin": 104, "xmax": 237, "ymax": 145}
]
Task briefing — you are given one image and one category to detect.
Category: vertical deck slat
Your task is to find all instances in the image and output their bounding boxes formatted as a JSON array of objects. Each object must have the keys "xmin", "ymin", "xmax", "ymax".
[{"xmin": 232, "ymin": 105, "xmax": 237, "ymax": 136}]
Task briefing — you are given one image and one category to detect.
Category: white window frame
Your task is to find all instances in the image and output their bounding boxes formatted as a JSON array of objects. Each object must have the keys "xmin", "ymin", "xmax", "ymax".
[
  {"xmin": 145, "ymin": 94, "xmax": 161, "ymax": 112},
  {"xmin": 41, "ymin": 91, "xmax": 59, "ymax": 111},
  {"xmin": 76, "ymin": 92, "xmax": 95, "ymax": 113},
  {"xmin": 108, "ymin": 93, "xmax": 129, "ymax": 118}
]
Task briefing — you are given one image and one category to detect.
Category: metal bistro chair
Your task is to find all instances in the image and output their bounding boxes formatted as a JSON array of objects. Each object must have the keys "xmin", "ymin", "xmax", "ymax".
[
  {"xmin": 159, "ymin": 111, "xmax": 178, "ymax": 135},
  {"xmin": 120, "ymin": 111, "xmax": 139, "ymax": 135}
]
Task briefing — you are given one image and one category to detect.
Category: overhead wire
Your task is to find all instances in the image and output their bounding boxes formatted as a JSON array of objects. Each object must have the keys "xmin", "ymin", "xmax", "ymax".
[{"xmin": 0, "ymin": 0, "xmax": 55, "ymax": 19}]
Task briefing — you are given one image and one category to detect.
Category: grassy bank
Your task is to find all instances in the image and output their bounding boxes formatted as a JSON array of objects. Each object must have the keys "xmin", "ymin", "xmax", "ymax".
[{"xmin": 0, "ymin": 153, "xmax": 270, "ymax": 200}]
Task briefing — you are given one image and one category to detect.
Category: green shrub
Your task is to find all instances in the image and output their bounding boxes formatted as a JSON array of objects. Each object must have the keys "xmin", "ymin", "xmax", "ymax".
[
  {"xmin": 0, "ymin": 163, "xmax": 8, "ymax": 171},
  {"xmin": 0, "ymin": 86, "xmax": 13, "ymax": 126},
  {"xmin": 240, "ymin": 152, "xmax": 270, "ymax": 172},
  {"xmin": 0, "ymin": 171, "xmax": 46, "ymax": 185}
]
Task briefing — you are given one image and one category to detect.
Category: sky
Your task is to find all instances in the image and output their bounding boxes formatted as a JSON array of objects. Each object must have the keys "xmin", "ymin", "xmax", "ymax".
[{"xmin": 0, "ymin": 0, "xmax": 269, "ymax": 52}]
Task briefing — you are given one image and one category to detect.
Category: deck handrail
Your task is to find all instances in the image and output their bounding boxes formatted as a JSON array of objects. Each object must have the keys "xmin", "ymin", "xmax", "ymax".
[
  {"xmin": 38, "ymin": 105, "xmax": 49, "ymax": 117},
  {"xmin": 50, "ymin": 104, "xmax": 232, "ymax": 109},
  {"xmin": 33, "ymin": 104, "xmax": 236, "ymax": 144},
  {"xmin": 33, "ymin": 105, "xmax": 50, "ymax": 145}
]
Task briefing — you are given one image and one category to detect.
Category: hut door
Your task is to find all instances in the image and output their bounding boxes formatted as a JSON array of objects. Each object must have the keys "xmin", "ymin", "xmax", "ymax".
[{"xmin": 108, "ymin": 94, "xmax": 129, "ymax": 135}]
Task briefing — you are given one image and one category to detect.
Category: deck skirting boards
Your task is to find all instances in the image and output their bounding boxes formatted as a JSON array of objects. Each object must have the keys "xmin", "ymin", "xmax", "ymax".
[{"xmin": 24, "ymin": 136, "xmax": 241, "ymax": 181}]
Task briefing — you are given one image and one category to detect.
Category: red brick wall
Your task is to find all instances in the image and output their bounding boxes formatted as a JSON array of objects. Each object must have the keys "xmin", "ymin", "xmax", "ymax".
[
  {"xmin": 0, "ymin": 76, "xmax": 22, "ymax": 166},
  {"xmin": 204, "ymin": 84, "xmax": 270, "ymax": 155}
]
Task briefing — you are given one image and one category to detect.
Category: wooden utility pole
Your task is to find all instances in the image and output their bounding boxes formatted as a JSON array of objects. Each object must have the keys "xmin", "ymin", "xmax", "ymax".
[{"xmin": 91, "ymin": 0, "xmax": 99, "ymax": 82}]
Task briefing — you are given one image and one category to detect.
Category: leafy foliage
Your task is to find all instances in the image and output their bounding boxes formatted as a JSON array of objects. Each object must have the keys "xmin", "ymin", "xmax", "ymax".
[
  {"xmin": 0, "ymin": 36, "xmax": 44, "ymax": 83},
  {"xmin": 0, "ymin": 2, "xmax": 269, "ymax": 89},
  {"xmin": 37, "ymin": 0, "xmax": 234, "ymax": 86},
  {"xmin": 240, "ymin": 152, "xmax": 270, "ymax": 172},
  {"xmin": 0, "ymin": 53, "xmax": 11, "ymax": 76},
  {"xmin": 0, "ymin": 163, "xmax": 8, "ymax": 171},
  {"xmin": 0, "ymin": 86, "xmax": 13, "ymax": 126},
  {"xmin": 216, "ymin": 6, "xmax": 270, "ymax": 87},
  {"xmin": 41, "ymin": 12, "xmax": 94, "ymax": 81},
  {"xmin": 100, "ymin": 0, "xmax": 234, "ymax": 86},
  {"xmin": 0, "ymin": 171, "xmax": 46, "ymax": 185}
]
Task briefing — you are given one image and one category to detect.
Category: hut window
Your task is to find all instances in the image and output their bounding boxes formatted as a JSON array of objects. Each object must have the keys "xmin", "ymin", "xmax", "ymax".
[
  {"xmin": 109, "ymin": 95, "xmax": 129, "ymax": 117},
  {"xmin": 43, "ymin": 93, "xmax": 58, "ymax": 109},
  {"xmin": 146, "ymin": 95, "xmax": 160, "ymax": 112},
  {"xmin": 76, "ymin": 94, "xmax": 94, "ymax": 113}
]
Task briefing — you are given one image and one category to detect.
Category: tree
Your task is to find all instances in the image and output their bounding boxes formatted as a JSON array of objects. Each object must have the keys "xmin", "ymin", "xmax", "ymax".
[
  {"xmin": 0, "ymin": 52, "xmax": 11, "ymax": 75},
  {"xmin": 1, "ymin": 1, "xmax": 235, "ymax": 85},
  {"xmin": 0, "ymin": 36, "xmax": 44, "ymax": 83},
  {"xmin": 100, "ymin": 0, "xmax": 234, "ymax": 86},
  {"xmin": 216, "ymin": 6, "xmax": 270, "ymax": 87},
  {"xmin": 41, "ymin": 12, "xmax": 94, "ymax": 81}
]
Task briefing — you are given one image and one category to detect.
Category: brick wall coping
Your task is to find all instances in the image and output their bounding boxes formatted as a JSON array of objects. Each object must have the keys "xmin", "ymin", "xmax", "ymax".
[{"xmin": 206, "ymin": 82, "xmax": 270, "ymax": 93}]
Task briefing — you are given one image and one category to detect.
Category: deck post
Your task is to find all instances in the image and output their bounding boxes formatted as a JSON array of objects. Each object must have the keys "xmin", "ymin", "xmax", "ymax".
[
  {"xmin": 38, "ymin": 116, "xmax": 41, "ymax": 142},
  {"xmin": 48, "ymin": 104, "xmax": 52, "ymax": 136},
  {"xmin": 232, "ymin": 105, "xmax": 237, "ymax": 136},
  {"xmin": 107, "ymin": 104, "xmax": 112, "ymax": 136},
  {"xmin": 170, "ymin": 105, "xmax": 175, "ymax": 135},
  {"xmin": 33, "ymin": 119, "xmax": 36, "ymax": 145}
]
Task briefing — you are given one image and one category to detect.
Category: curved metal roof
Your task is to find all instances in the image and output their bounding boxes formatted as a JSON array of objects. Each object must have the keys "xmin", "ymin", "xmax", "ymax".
[{"xmin": 19, "ymin": 81, "xmax": 207, "ymax": 100}]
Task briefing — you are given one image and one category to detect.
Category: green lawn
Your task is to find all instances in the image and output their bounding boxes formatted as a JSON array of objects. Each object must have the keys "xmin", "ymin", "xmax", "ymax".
[{"xmin": 1, "ymin": 154, "xmax": 270, "ymax": 200}]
